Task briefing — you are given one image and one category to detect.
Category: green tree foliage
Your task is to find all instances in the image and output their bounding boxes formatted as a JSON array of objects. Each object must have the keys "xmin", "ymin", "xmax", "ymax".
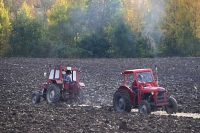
[
  {"xmin": 47, "ymin": 0, "xmax": 68, "ymax": 25},
  {"xmin": 189, "ymin": 0, "xmax": 200, "ymax": 39},
  {"xmin": 84, "ymin": 0, "xmax": 122, "ymax": 35},
  {"xmin": 186, "ymin": 0, "xmax": 200, "ymax": 56},
  {"xmin": 3, "ymin": 0, "xmax": 36, "ymax": 18},
  {"xmin": 110, "ymin": 22, "xmax": 136, "ymax": 57},
  {"xmin": 110, "ymin": 22, "xmax": 152, "ymax": 58},
  {"xmin": 78, "ymin": 33, "xmax": 111, "ymax": 58},
  {"xmin": 0, "ymin": 0, "xmax": 11, "ymax": 56},
  {"xmin": 3, "ymin": 0, "xmax": 20, "ymax": 18},
  {"xmin": 121, "ymin": 0, "xmax": 146, "ymax": 33},
  {"xmin": 46, "ymin": 0, "xmax": 71, "ymax": 45},
  {"xmin": 79, "ymin": 0, "xmax": 123, "ymax": 57},
  {"xmin": 8, "ymin": 2, "xmax": 44, "ymax": 57},
  {"xmin": 2, "ymin": 0, "xmax": 200, "ymax": 58},
  {"xmin": 46, "ymin": 0, "xmax": 88, "ymax": 48},
  {"xmin": 160, "ymin": 0, "xmax": 200, "ymax": 57},
  {"xmin": 141, "ymin": 0, "xmax": 165, "ymax": 57}
]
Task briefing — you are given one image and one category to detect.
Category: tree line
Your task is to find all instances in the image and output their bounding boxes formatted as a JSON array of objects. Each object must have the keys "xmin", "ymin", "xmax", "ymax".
[{"xmin": 1, "ymin": 0, "xmax": 200, "ymax": 58}]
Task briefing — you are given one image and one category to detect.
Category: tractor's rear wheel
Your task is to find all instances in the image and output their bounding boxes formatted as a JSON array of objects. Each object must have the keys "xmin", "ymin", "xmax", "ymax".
[
  {"xmin": 138, "ymin": 100, "xmax": 151, "ymax": 114},
  {"xmin": 165, "ymin": 97, "xmax": 178, "ymax": 114},
  {"xmin": 113, "ymin": 90, "xmax": 132, "ymax": 112},
  {"xmin": 31, "ymin": 91, "xmax": 40, "ymax": 104},
  {"xmin": 46, "ymin": 84, "xmax": 61, "ymax": 104}
]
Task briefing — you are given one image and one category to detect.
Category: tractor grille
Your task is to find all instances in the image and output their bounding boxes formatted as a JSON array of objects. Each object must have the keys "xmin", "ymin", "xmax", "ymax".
[{"xmin": 156, "ymin": 91, "xmax": 165, "ymax": 102}]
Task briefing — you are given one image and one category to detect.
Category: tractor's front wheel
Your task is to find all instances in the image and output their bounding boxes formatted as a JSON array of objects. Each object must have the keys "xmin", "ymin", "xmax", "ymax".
[
  {"xmin": 165, "ymin": 97, "xmax": 178, "ymax": 114},
  {"xmin": 46, "ymin": 84, "xmax": 61, "ymax": 104},
  {"xmin": 113, "ymin": 90, "xmax": 132, "ymax": 112},
  {"xmin": 138, "ymin": 100, "xmax": 151, "ymax": 114},
  {"xmin": 31, "ymin": 91, "xmax": 41, "ymax": 104}
]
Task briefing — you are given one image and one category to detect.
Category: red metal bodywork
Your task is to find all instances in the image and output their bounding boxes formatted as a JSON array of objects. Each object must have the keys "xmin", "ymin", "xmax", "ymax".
[
  {"xmin": 119, "ymin": 68, "xmax": 167, "ymax": 106},
  {"xmin": 41, "ymin": 66, "xmax": 85, "ymax": 101},
  {"xmin": 118, "ymin": 86, "xmax": 136, "ymax": 105},
  {"xmin": 42, "ymin": 66, "xmax": 85, "ymax": 89}
]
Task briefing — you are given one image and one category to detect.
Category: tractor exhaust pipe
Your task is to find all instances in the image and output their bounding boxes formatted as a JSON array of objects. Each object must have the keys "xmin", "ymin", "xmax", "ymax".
[{"xmin": 155, "ymin": 65, "xmax": 158, "ymax": 86}]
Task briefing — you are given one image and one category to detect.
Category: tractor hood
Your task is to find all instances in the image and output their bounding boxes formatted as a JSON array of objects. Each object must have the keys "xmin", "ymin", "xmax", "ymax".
[{"xmin": 142, "ymin": 86, "xmax": 166, "ymax": 93}]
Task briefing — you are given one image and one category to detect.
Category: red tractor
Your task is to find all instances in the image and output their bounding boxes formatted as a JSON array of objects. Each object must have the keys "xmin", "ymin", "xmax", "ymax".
[
  {"xmin": 31, "ymin": 66, "xmax": 85, "ymax": 104},
  {"xmin": 113, "ymin": 68, "xmax": 178, "ymax": 114}
]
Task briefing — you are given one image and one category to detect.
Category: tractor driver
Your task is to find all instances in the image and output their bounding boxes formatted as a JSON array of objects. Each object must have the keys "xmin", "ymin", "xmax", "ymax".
[
  {"xmin": 131, "ymin": 74, "xmax": 143, "ymax": 92},
  {"xmin": 63, "ymin": 70, "xmax": 72, "ymax": 82},
  {"xmin": 137, "ymin": 74, "xmax": 143, "ymax": 82}
]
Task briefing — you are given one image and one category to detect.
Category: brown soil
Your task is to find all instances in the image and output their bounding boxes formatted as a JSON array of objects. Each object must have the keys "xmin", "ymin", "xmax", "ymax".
[{"xmin": 0, "ymin": 57, "xmax": 200, "ymax": 133}]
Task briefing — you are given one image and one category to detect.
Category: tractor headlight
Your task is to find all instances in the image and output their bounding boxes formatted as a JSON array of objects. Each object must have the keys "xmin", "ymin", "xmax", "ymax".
[{"xmin": 151, "ymin": 92, "xmax": 154, "ymax": 95}]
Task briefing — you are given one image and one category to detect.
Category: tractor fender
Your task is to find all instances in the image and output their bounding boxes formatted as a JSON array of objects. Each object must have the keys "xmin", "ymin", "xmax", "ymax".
[
  {"xmin": 118, "ymin": 86, "xmax": 136, "ymax": 105},
  {"xmin": 55, "ymin": 80, "xmax": 62, "ymax": 84},
  {"xmin": 47, "ymin": 79, "xmax": 61, "ymax": 85}
]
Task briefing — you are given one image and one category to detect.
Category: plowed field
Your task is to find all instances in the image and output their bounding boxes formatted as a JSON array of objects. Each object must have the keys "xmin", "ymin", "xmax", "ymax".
[{"xmin": 0, "ymin": 57, "xmax": 200, "ymax": 132}]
